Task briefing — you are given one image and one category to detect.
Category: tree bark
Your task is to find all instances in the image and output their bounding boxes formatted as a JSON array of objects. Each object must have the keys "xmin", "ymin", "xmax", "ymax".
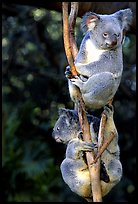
[{"xmin": 62, "ymin": 2, "xmax": 102, "ymax": 202}]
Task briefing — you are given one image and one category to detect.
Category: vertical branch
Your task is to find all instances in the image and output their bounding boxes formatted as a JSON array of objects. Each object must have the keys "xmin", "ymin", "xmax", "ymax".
[
  {"xmin": 62, "ymin": 2, "xmax": 102, "ymax": 202},
  {"xmin": 69, "ymin": 2, "xmax": 79, "ymax": 59},
  {"xmin": 62, "ymin": 2, "xmax": 78, "ymax": 76}
]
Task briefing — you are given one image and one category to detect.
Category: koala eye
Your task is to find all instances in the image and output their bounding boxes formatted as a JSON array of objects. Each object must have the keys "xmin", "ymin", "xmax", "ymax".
[
  {"xmin": 103, "ymin": 32, "xmax": 108, "ymax": 38},
  {"xmin": 56, "ymin": 127, "xmax": 60, "ymax": 131}
]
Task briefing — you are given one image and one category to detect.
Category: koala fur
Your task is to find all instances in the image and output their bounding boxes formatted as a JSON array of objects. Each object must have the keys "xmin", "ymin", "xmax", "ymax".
[
  {"xmin": 66, "ymin": 9, "xmax": 133, "ymax": 109},
  {"xmin": 52, "ymin": 106, "xmax": 122, "ymax": 200}
]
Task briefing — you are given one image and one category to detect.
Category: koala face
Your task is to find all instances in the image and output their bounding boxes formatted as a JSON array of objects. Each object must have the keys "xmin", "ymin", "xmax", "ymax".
[
  {"xmin": 52, "ymin": 115, "xmax": 70, "ymax": 143},
  {"xmin": 92, "ymin": 17, "xmax": 123, "ymax": 49},
  {"xmin": 52, "ymin": 109, "xmax": 80, "ymax": 144},
  {"xmin": 81, "ymin": 9, "xmax": 133, "ymax": 50}
]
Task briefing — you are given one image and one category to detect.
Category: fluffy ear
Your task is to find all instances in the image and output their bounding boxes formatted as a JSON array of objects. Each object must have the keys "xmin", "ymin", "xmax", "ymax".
[
  {"xmin": 81, "ymin": 12, "xmax": 100, "ymax": 34},
  {"xmin": 114, "ymin": 8, "xmax": 133, "ymax": 31},
  {"xmin": 58, "ymin": 108, "xmax": 75, "ymax": 119},
  {"xmin": 58, "ymin": 108, "xmax": 71, "ymax": 127},
  {"xmin": 58, "ymin": 108, "xmax": 79, "ymax": 125},
  {"xmin": 58, "ymin": 108, "xmax": 67, "ymax": 116}
]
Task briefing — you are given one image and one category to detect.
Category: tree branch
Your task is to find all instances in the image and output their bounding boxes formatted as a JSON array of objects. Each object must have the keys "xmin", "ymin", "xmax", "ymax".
[
  {"xmin": 94, "ymin": 132, "xmax": 115, "ymax": 163},
  {"xmin": 69, "ymin": 2, "xmax": 78, "ymax": 60},
  {"xmin": 62, "ymin": 2, "xmax": 102, "ymax": 202},
  {"xmin": 62, "ymin": 2, "xmax": 78, "ymax": 76}
]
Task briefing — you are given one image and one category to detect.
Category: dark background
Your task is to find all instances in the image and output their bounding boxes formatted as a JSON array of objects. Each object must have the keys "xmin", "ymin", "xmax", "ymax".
[{"xmin": 2, "ymin": 3, "xmax": 136, "ymax": 202}]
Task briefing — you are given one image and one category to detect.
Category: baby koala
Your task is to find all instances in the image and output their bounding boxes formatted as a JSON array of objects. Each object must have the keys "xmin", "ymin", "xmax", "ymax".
[{"xmin": 52, "ymin": 106, "xmax": 122, "ymax": 200}]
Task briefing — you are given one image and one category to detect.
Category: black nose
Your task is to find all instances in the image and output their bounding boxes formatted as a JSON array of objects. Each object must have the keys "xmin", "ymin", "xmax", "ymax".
[
  {"xmin": 110, "ymin": 34, "xmax": 118, "ymax": 46},
  {"xmin": 111, "ymin": 39, "xmax": 117, "ymax": 46},
  {"xmin": 106, "ymin": 34, "xmax": 118, "ymax": 48},
  {"xmin": 106, "ymin": 39, "xmax": 117, "ymax": 48}
]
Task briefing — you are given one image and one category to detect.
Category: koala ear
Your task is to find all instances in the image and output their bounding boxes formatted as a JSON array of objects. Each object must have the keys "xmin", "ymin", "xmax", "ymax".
[
  {"xmin": 58, "ymin": 108, "xmax": 73, "ymax": 119},
  {"xmin": 81, "ymin": 12, "xmax": 100, "ymax": 34},
  {"xmin": 114, "ymin": 8, "xmax": 133, "ymax": 31},
  {"xmin": 58, "ymin": 108, "xmax": 71, "ymax": 126},
  {"xmin": 58, "ymin": 108, "xmax": 67, "ymax": 116}
]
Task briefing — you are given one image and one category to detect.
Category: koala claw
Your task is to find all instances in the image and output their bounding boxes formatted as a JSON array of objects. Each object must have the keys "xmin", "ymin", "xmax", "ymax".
[
  {"xmin": 81, "ymin": 141, "xmax": 98, "ymax": 152},
  {"xmin": 103, "ymin": 105, "xmax": 114, "ymax": 118},
  {"xmin": 65, "ymin": 66, "xmax": 72, "ymax": 78},
  {"xmin": 70, "ymin": 76, "xmax": 83, "ymax": 86}
]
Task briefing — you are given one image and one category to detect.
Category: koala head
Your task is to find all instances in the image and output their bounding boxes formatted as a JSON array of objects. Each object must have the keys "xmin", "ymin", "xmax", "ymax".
[
  {"xmin": 52, "ymin": 108, "xmax": 100, "ymax": 144},
  {"xmin": 52, "ymin": 108, "xmax": 81, "ymax": 144},
  {"xmin": 81, "ymin": 8, "xmax": 133, "ymax": 49}
]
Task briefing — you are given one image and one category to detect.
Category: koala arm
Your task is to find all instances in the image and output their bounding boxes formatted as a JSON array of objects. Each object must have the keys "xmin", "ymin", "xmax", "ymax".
[
  {"xmin": 65, "ymin": 138, "xmax": 96, "ymax": 160},
  {"xmin": 75, "ymin": 51, "xmax": 123, "ymax": 78}
]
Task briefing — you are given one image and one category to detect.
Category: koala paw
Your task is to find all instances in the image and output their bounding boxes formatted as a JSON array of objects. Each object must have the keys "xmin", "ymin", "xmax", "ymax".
[
  {"xmin": 65, "ymin": 66, "xmax": 72, "ymax": 79},
  {"xmin": 70, "ymin": 76, "xmax": 83, "ymax": 87},
  {"xmin": 103, "ymin": 105, "xmax": 114, "ymax": 118},
  {"xmin": 80, "ymin": 141, "xmax": 98, "ymax": 152}
]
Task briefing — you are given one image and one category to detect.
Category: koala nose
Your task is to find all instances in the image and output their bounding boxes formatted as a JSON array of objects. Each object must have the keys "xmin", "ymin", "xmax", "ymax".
[
  {"xmin": 110, "ymin": 39, "xmax": 117, "ymax": 46},
  {"xmin": 106, "ymin": 36, "xmax": 117, "ymax": 48}
]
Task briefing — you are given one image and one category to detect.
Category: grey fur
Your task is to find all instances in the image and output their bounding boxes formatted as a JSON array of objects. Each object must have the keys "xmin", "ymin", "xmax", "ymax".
[
  {"xmin": 52, "ymin": 106, "xmax": 122, "ymax": 199},
  {"xmin": 67, "ymin": 9, "xmax": 133, "ymax": 109}
]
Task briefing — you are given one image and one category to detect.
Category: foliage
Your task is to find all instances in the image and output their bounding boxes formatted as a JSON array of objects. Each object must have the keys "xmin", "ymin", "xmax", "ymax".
[{"xmin": 2, "ymin": 3, "xmax": 136, "ymax": 202}]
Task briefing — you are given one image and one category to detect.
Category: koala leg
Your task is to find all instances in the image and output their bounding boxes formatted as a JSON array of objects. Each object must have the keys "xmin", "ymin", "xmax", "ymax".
[
  {"xmin": 100, "ymin": 156, "xmax": 123, "ymax": 196},
  {"xmin": 61, "ymin": 139, "xmax": 95, "ymax": 199},
  {"xmin": 77, "ymin": 72, "xmax": 120, "ymax": 109},
  {"xmin": 60, "ymin": 157, "xmax": 92, "ymax": 199}
]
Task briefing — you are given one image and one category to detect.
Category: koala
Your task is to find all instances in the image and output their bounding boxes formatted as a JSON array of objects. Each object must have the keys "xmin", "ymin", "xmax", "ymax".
[
  {"xmin": 52, "ymin": 106, "xmax": 122, "ymax": 200},
  {"xmin": 66, "ymin": 9, "xmax": 133, "ymax": 109}
]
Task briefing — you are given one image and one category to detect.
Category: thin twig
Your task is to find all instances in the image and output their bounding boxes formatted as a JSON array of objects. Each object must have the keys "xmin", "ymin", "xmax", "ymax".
[{"xmin": 94, "ymin": 132, "xmax": 115, "ymax": 163}]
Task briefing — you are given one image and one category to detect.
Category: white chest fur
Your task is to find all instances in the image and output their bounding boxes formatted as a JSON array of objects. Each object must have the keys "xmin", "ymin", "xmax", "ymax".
[{"xmin": 85, "ymin": 39, "xmax": 106, "ymax": 63}]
